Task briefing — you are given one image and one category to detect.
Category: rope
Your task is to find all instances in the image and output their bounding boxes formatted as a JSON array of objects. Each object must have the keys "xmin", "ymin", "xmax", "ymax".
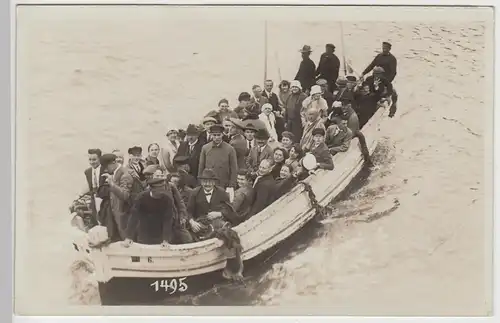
[{"xmin": 299, "ymin": 181, "xmax": 329, "ymax": 220}]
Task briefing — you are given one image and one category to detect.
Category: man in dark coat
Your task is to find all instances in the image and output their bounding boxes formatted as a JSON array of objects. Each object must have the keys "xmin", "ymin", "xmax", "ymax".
[
  {"xmin": 308, "ymin": 128, "xmax": 334, "ymax": 171},
  {"xmin": 175, "ymin": 124, "xmax": 203, "ymax": 178},
  {"xmin": 122, "ymin": 178, "xmax": 175, "ymax": 247},
  {"xmin": 231, "ymin": 169, "xmax": 255, "ymax": 224},
  {"xmin": 173, "ymin": 155, "xmax": 198, "ymax": 188},
  {"xmin": 361, "ymin": 41, "xmax": 397, "ymax": 83},
  {"xmin": 294, "ymin": 45, "xmax": 316, "ymax": 94},
  {"xmin": 100, "ymin": 153, "xmax": 133, "ymax": 240},
  {"xmin": 354, "ymin": 82, "xmax": 380, "ymax": 128},
  {"xmin": 125, "ymin": 146, "xmax": 147, "ymax": 202},
  {"xmin": 228, "ymin": 117, "xmax": 249, "ymax": 170},
  {"xmin": 246, "ymin": 128, "xmax": 274, "ymax": 173},
  {"xmin": 316, "ymin": 43, "xmax": 340, "ymax": 93},
  {"xmin": 285, "ymin": 80, "xmax": 307, "ymax": 141},
  {"xmin": 263, "ymin": 79, "xmax": 285, "ymax": 140},
  {"xmin": 248, "ymin": 159, "xmax": 276, "ymax": 217},
  {"xmin": 198, "ymin": 124, "xmax": 238, "ymax": 194},
  {"xmin": 198, "ymin": 116, "xmax": 217, "ymax": 147}
]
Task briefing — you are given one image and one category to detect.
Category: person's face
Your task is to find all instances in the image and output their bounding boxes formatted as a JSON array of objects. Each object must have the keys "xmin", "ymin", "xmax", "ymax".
[
  {"xmin": 204, "ymin": 121, "xmax": 215, "ymax": 132},
  {"xmin": 256, "ymin": 138, "xmax": 267, "ymax": 147},
  {"xmin": 153, "ymin": 169, "xmax": 166, "ymax": 179},
  {"xmin": 236, "ymin": 174, "xmax": 249, "ymax": 188},
  {"xmin": 263, "ymin": 107, "xmax": 272, "ymax": 116},
  {"xmin": 347, "ymin": 82, "xmax": 355, "ymax": 90},
  {"xmin": 169, "ymin": 176, "xmax": 180, "ymax": 187},
  {"xmin": 289, "ymin": 148, "xmax": 299, "ymax": 160},
  {"xmin": 253, "ymin": 86, "xmax": 263, "ymax": 98},
  {"xmin": 219, "ymin": 101, "xmax": 229, "ymax": 110},
  {"xmin": 306, "ymin": 110, "xmax": 318, "ymax": 122},
  {"xmin": 340, "ymin": 119, "xmax": 348, "ymax": 129},
  {"xmin": 274, "ymin": 150, "xmax": 285, "ymax": 163},
  {"xmin": 223, "ymin": 120, "xmax": 232, "ymax": 133},
  {"xmin": 281, "ymin": 137, "xmax": 292, "ymax": 148},
  {"xmin": 361, "ymin": 85, "xmax": 370, "ymax": 95},
  {"xmin": 280, "ymin": 165, "xmax": 292, "ymax": 179},
  {"xmin": 129, "ymin": 154, "xmax": 142, "ymax": 165},
  {"xmin": 313, "ymin": 134, "xmax": 324, "ymax": 145},
  {"xmin": 167, "ymin": 132, "xmax": 178, "ymax": 141},
  {"xmin": 326, "ymin": 45, "xmax": 334, "ymax": 53},
  {"xmin": 211, "ymin": 132, "xmax": 223, "ymax": 144},
  {"xmin": 312, "ymin": 93, "xmax": 322, "ymax": 101},
  {"xmin": 301, "ymin": 52, "xmax": 310, "ymax": 59},
  {"xmin": 240, "ymin": 99, "xmax": 251, "ymax": 109},
  {"xmin": 186, "ymin": 134, "xmax": 198, "ymax": 143},
  {"xmin": 245, "ymin": 130, "xmax": 255, "ymax": 141},
  {"xmin": 264, "ymin": 81, "xmax": 273, "ymax": 92},
  {"xmin": 382, "ymin": 44, "xmax": 391, "ymax": 54},
  {"xmin": 258, "ymin": 160, "xmax": 272, "ymax": 176},
  {"xmin": 88, "ymin": 153, "xmax": 100, "ymax": 169},
  {"xmin": 291, "ymin": 86, "xmax": 300, "ymax": 94},
  {"xmin": 201, "ymin": 179, "xmax": 216, "ymax": 191},
  {"xmin": 281, "ymin": 84, "xmax": 290, "ymax": 93},
  {"xmin": 229, "ymin": 124, "xmax": 239, "ymax": 136},
  {"xmin": 148, "ymin": 144, "xmax": 160, "ymax": 158},
  {"xmin": 319, "ymin": 84, "xmax": 327, "ymax": 93},
  {"xmin": 106, "ymin": 162, "xmax": 118, "ymax": 174}
]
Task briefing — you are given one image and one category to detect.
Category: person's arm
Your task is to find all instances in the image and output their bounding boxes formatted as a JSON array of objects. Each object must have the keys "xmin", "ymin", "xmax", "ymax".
[
  {"xmin": 317, "ymin": 150, "xmax": 334, "ymax": 170},
  {"xmin": 388, "ymin": 56, "xmax": 397, "ymax": 82},
  {"xmin": 362, "ymin": 55, "xmax": 379, "ymax": 76},
  {"xmin": 295, "ymin": 62, "xmax": 302, "ymax": 80},
  {"xmin": 170, "ymin": 184, "xmax": 188, "ymax": 220},
  {"xmin": 186, "ymin": 188, "xmax": 197, "ymax": 221},
  {"xmin": 315, "ymin": 54, "xmax": 323, "ymax": 76},
  {"xmin": 231, "ymin": 190, "xmax": 245, "ymax": 212},
  {"xmin": 109, "ymin": 172, "xmax": 132, "ymax": 201}
]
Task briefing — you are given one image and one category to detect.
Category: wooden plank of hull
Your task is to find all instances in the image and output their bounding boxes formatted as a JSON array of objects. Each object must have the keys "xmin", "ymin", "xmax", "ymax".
[{"xmin": 75, "ymin": 104, "xmax": 389, "ymax": 282}]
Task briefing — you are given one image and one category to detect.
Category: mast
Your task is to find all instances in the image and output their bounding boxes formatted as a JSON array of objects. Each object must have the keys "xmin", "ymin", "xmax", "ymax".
[
  {"xmin": 339, "ymin": 21, "xmax": 348, "ymax": 76},
  {"xmin": 264, "ymin": 20, "xmax": 268, "ymax": 82}
]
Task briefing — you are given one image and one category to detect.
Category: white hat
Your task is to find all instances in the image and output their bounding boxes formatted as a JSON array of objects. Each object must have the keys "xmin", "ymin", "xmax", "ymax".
[
  {"xmin": 310, "ymin": 85, "xmax": 322, "ymax": 95},
  {"xmin": 290, "ymin": 80, "xmax": 302, "ymax": 90},
  {"xmin": 332, "ymin": 101, "xmax": 343, "ymax": 108},
  {"xmin": 261, "ymin": 103, "xmax": 273, "ymax": 112}
]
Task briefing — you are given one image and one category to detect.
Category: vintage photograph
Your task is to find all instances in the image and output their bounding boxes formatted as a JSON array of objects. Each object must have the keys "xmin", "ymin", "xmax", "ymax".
[{"xmin": 14, "ymin": 4, "xmax": 493, "ymax": 316}]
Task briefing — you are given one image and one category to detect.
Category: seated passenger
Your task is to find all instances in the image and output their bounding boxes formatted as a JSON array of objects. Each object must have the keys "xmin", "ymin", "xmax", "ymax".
[
  {"xmin": 111, "ymin": 149, "xmax": 125, "ymax": 166},
  {"xmin": 301, "ymin": 85, "xmax": 328, "ymax": 125},
  {"xmin": 327, "ymin": 101, "xmax": 360, "ymax": 133},
  {"xmin": 307, "ymin": 128, "xmax": 334, "ymax": 171},
  {"xmin": 186, "ymin": 169, "xmax": 237, "ymax": 241},
  {"xmin": 285, "ymin": 143, "xmax": 304, "ymax": 172},
  {"xmin": 300, "ymin": 108, "xmax": 326, "ymax": 151},
  {"xmin": 231, "ymin": 169, "xmax": 255, "ymax": 225},
  {"xmin": 123, "ymin": 178, "xmax": 174, "ymax": 247},
  {"xmin": 259, "ymin": 103, "xmax": 279, "ymax": 142},
  {"xmin": 172, "ymin": 155, "xmax": 197, "ymax": 188},
  {"xmin": 249, "ymin": 159, "xmax": 277, "ymax": 217},
  {"xmin": 274, "ymin": 164, "xmax": 299, "ymax": 199},
  {"xmin": 145, "ymin": 143, "xmax": 161, "ymax": 166},
  {"xmin": 326, "ymin": 118, "xmax": 353, "ymax": 156},
  {"xmin": 316, "ymin": 78, "xmax": 335, "ymax": 109},
  {"xmin": 143, "ymin": 164, "xmax": 160, "ymax": 182},
  {"xmin": 333, "ymin": 76, "xmax": 355, "ymax": 104},
  {"xmin": 168, "ymin": 172, "xmax": 193, "ymax": 207},
  {"xmin": 228, "ymin": 118, "xmax": 250, "ymax": 170},
  {"xmin": 246, "ymin": 128, "xmax": 274, "ymax": 173},
  {"xmin": 354, "ymin": 82, "xmax": 380, "ymax": 128},
  {"xmin": 280, "ymin": 131, "xmax": 295, "ymax": 152},
  {"xmin": 365, "ymin": 66, "xmax": 393, "ymax": 103},
  {"xmin": 271, "ymin": 147, "xmax": 289, "ymax": 179}
]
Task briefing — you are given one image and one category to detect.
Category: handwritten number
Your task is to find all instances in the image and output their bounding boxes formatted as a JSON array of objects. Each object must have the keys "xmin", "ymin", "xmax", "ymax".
[
  {"xmin": 178, "ymin": 277, "xmax": 188, "ymax": 292},
  {"xmin": 150, "ymin": 278, "xmax": 188, "ymax": 293},
  {"xmin": 150, "ymin": 280, "xmax": 159, "ymax": 292},
  {"xmin": 169, "ymin": 279, "xmax": 178, "ymax": 294}
]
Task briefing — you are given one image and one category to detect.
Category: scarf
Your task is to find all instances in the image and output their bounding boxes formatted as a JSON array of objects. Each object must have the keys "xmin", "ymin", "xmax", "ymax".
[
  {"xmin": 300, "ymin": 116, "xmax": 325, "ymax": 151},
  {"xmin": 259, "ymin": 112, "xmax": 278, "ymax": 141}
]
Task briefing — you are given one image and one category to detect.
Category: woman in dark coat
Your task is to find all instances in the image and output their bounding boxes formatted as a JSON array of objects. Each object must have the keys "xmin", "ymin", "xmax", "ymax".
[
  {"xmin": 285, "ymin": 80, "xmax": 307, "ymax": 141},
  {"xmin": 270, "ymin": 147, "xmax": 289, "ymax": 179}
]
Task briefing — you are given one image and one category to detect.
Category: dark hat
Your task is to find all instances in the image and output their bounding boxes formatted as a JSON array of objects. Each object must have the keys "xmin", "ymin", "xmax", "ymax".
[
  {"xmin": 147, "ymin": 178, "xmax": 166, "ymax": 187},
  {"xmin": 382, "ymin": 41, "xmax": 392, "ymax": 47},
  {"xmin": 326, "ymin": 43, "xmax": 336, "ymax": 49},
  {"xmin": 209, "ymin": 124, "xmax": 224, "ymax": 133},
  {"xmin": 281, "ymin": 131, "xmax": 295, "ymax": 141},
  {"xmin": 127, "ymin": 146, "xmax": 142, "ymax": 155},
  {"xmin": 346, "ymin": 75, "xmax": 357, "ymax": 82},
  {"xmin": 178, "ymin": 129, "xmax": 187, "ymax": 138},
  {"xmin": 229, "ymin": 117, "xmax": 245, "ymax": 129},
  {"xmin": 198, "ymin": 168, "xmax": 219, "ymax": 181},
  {"xmin": 244, "ymin": 122, "xmax": 258, "ymax": 132},
  {"xmin": 173, "ymin": 155, "xmax": 190, "ymax": 165},
  {"xmin": 312, "ymin": 128, "xmax": 326, "ymax": 136},
  {"xmin": 299, "ymin": 45, "xmax": 313, "ymax": 53},
  {"xmin": 99, "ymin": 153, "xmax": 117, "ymax": 167},
  {"xmin": 255, "ymin": 128, "xmax": 270, "ymax": 140},
  {"xmin": 185, "ymin": 124, "xmax": 200, "ymax": 136},
  {"xmin": 336, "ymin": 76, "xmax": 348, "ymax": 86},
  {"xmin": 316, "ymin": 78, "xmax": 328, "ymax": 86}
]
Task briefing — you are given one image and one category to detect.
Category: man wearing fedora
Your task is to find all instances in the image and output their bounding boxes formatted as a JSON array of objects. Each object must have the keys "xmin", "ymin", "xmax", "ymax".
[
  {"xmin": 316, "ymin": 43, "xmax": 341, "ymax": 93},
  {"xmin": 295, "ymin": 45, "xmax": 317, "ymax": 94},
  {"xmin": 246, "ymin": 128, "xmax": 274, "ymax": 173},
  {"xmin": 228, "ymin": 118, "xmax": 249, "ymax": 170},
  {"xmin": 123, "ymin": 178, "xmax": 175, "ymax": 247},
  {"xmin": 175, "ymin": 124, "xmax": 204, "ymax": 179},
  {"xmin": 186, "ymin": 169, "xmax": 237, "ymax": 239},
  {"xmin": 198, "ymin": 124, "xmax": 238, "ymax": 199},
  {"xmin": 243, "ymin": 122, "xmax": 258, "ymax": 153},
  {"xmin": 126, "ymin": 146, "xmax": 147, "ymax": 202}
]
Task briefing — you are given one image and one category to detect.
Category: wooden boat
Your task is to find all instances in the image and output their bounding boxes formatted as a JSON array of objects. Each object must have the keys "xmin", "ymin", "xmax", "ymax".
[{"xmin": 70, "ymin": 98, "xmax": 392, "ymax": 305}]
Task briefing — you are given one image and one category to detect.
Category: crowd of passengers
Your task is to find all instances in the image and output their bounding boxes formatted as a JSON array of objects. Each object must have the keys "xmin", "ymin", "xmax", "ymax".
[{"xmin": 73, "ymin": 42, "xmax": 397, "ymax": 248}]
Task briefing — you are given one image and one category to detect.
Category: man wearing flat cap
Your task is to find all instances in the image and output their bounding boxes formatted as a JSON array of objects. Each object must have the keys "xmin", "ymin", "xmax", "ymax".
[
  {"xmin": 309, "ymin": 127, "xmax": 334, "ymax": 171},
  {"xmin": 228, "ymin": 118, "xmax": 249, "ymax": 170},
  {"xmin": 246, "ymin": 128, "xmax": 274, "ymax": 173},
  {"xmin": 100, "ymin": 153, "xmax": 133, "ymax": 239},
  {"xmin": 198, "ymin": 116, "xmax": 217, "ymax": 147},
  {"xmin": 316, "ymin": 43, "xmax": 341, "ymax": 93},
  {"xmin": 175, "ymin": 124, "xmax": 203, "ymax": 179},
  {"xmin": 295, "ymin": 45, "xmax": 316, "ymax": 94},
  {"xmin": 361, "ymin": 41, "xmax": 397, "ymax": 83},
  {"xmin": 198, "ymin": 124, "xmax": 238, "ymax": 200}
]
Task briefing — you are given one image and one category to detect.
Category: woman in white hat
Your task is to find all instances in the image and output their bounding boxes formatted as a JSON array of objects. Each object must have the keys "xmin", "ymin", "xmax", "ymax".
[
  {"xmin": 159, "ymin": 128, "xmax": 181, "ymax": 174},
  {"xmin": 259, "ymin": 103, "xmax": 278, "ymax": 142},
  {"xmin": 284, "ymin": 80, "xmax": 308, "ymax": 142},
  {"xmin": 301, "ymin": 85, "xmax": 328, "ymax": 125}
]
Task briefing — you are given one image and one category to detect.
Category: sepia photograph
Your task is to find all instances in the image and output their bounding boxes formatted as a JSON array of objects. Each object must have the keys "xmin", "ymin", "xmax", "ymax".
[{"xmin": 13, "ymin": 4, "xmax": 494, "ymax": 317}]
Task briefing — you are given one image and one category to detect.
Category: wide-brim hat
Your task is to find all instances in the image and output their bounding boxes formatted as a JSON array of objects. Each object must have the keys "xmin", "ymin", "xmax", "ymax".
[
  {"xmin": 299, "ymin": 45, "xmax": 313, "ymax": 53},
  {"xmin": 255, "ymin": 128, "xmax": 270, "ymax": 140},
  {"xmin": 209, "ymin": 124, "xmax": 224, "ymax": 133},
  {"xmin": 290, "ymin": 80, "xmax": 302, "ymax": 90},
  {"xmin": 316, "ymin": 78, "xmax": 328, "ymax": 86},
  {"xmin": 373, "ymin": 66, "xmax": 385, "ymax": 74},
  {"xmin": 185, "ymin": 123, "xmax": 201, "ymax": 136},
  {"xmin": 244, "ymin": 122, "xmax": 258, "ymax": 132},
  {"xmin": 202, "ymin": 116, "xmax": 218, "ymax": 125},
  {"xmin": 336, "ymin": 76, "xmax": 348, "ymax": 86},
  {"xmin": 198, "ymin": 169, "xmax": 219, "ymax": 181},
  {"xmin": 310, "ymin": 85, "xmax": 322, "ymax": 95},
  {"xmin": 229, "ymin": 117, "xmax": 245, "ymax": 130},
  {"xmin": 127, "ymin": 146, "xmax": 142, "ymax": 155},
  {"xmin": 173, "ymin": 155, "xmax": 190, "ymax": 165}
]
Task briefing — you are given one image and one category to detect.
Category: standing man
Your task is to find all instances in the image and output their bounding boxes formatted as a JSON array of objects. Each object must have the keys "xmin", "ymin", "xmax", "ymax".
[
  {"xmin": 360, "ymin": 41, "xmax": 398, "ymax": 117},
  {"xmin": 251, "ymin": 85, "xmax": 269, "ymax": 110},
  {"xmin": 80, "ymin": 148, "xmax": 103, "ymax": 226},
  {"xmin": 228, "ymin": 117, "xmax": 249, "ymax": 170},
  {"xmin": 262, "ymin": 79, "xmax": 285, "ymax": 141},
  {"xmin": 243, "ymin": 122, "xmax": 258, "ymax": 153},
  {"xmin": 100, "ymin": 153, "xmax": 133, "ymax": 240},
  {"xmin": 198, "ymin": 124, "xmax": 238, "ymax": 200},
  {"xmin": 198, "ymin": 116, "xmax": 217, "ymax": 146},
  {"xmin": 294, "ymin": 45, "xmax": 316, "ymax": 94},
  {"xmin": 126, "ymin": 146, "xmax": 146, "ymax": 201},
  {"xmin": 316, "ymin": 43, "xmax": 340, "ymax": 93},
  {"xmin": 175, "ymin": 124, "xmax": 203, "ymax": 179}
]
